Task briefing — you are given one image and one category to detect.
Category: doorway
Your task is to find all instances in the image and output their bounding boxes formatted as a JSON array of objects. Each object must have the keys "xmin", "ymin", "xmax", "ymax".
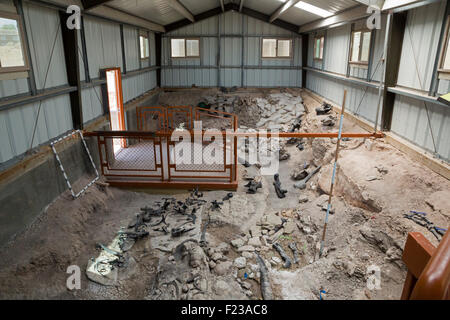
[{"xmin": 105, "ymin": 67, "xmax": 126, "ymax": 154}]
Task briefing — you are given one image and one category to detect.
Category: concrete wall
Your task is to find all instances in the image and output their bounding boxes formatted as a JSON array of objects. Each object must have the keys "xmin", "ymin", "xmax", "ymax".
[
  {"xmin": 162, "ymin": 11, "xmax": 302, "ymax": 88},
  {"xmin": 305, "ymin": 0, "xmax": 450, "ymax": 162}
]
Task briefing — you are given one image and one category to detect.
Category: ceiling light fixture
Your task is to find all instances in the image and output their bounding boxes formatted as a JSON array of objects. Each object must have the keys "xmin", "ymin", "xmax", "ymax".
[{"xmin": 294, "ymin": 1, "xmax": 333, "ymax": 18}]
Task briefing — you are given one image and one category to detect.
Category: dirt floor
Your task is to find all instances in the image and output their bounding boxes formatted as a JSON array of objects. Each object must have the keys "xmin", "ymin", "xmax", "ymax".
[{"xmin": 0, "ymin": 89, "xmax": 448, "ymax": 300}]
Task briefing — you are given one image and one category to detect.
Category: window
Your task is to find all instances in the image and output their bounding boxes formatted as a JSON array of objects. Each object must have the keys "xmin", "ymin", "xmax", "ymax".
[
  {"xmin": 313, "ymin": 36, "xmax": 324, "ymax": 60},
  {"xmin": 0, "ymin": 11, "xmax": 28, "ymax": 73},
  {"xmin": 349, "ymin": 30, "xmax": 372, "ymax": 65},
  {"xmin": 170, "ymin": 38, "xmax": 200, "ymax": 58},
  {"xmin": 262, "ymin": 38, "xmax": 292, "ymax": 58},
  {"xmin": 438, "ymin": 16, "xmax": 450, "ymax": 78},
  {"xmin": 139, "ymin": 34, "xmax": 149, "ymax": 59}
]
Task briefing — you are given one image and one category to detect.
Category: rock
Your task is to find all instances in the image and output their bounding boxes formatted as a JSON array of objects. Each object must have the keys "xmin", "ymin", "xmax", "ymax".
[
  {"xmin": 242, "ymin": 251, "xmax": 254, "ymax": 259},
  {"xmin": 248, "ymin": 237, "xmax": 262, "ymax": 247},
  {"xmin": 359, "ymin": 226, "xmax": 400, "ymax": 253},
  {"xmin": 375, "ymin": 165, "xmax": 388, "ymax": 174},
  {"xmin": 237, "ymin": 245, "xmax": 256, "ymax": 252},
  {"xmin": 211, "ymin": 252, "xmax": 223, "ymax": 262},
  {"xmin": 321, "ymin": 115, "xmax": 336, "ymax": 126},
  {"xmin": 216, "ymin": 242, "xmax": 230, "ymax": 254},
  {"xmin": 214, "ymin": 261, "xmax": 233, "ymax": 276},
  {"xmin": 243, "ymin": 166, "xmax": 260, "ymax": 180},
  {"xmin": 298, "ymin": 194, "xmax": 309, "ymax": 203},
  {"xmin": 283, "ymin": 221, "xmax": 297, "ymax": 234},
  {"xmin": 291, "ymin": 168, "xmax": 308, "ymax": 180},
  {"xmin": 318, "ymin": 164, "xmax": 382, "ymax": 213},
  {"xmin": 214, "ymin": 280, "xmax": 230, "ymax": 294},
  {"xmin": 261, "ymin": 213, "xmax": 283, "ymax": 229},
  {"xmin": 425, "ymin": 190, "xmax": 450, "ymax": 218},
  {"xmin": 209, "ymin": 261, "xmax": 217, "ymax": 269},
  {"xmin": 312, "ymin": 139, "xmax": 332, "ymax": 166},
  {"xmin": 366, "ymin": 176, "xmax": 378, "ymax": 181},
  {"xmin": 271, "ymin": 256, "xmax": 282, "ymax": 265},
  {"xmin": 385, "ymin": 246, "xmax": 402, "ymax": 262},
  {"xmin": 241, "ymin": 282, "xmax": 251, "ymax": 290},
  {"xmin": 321, "ymin": 204, "xmax": 335, "ymax": 214},
  {"xmin": 189, "ymin": 246, "xmax": 207, "ymax": 268},
  {"xmin": 302, "ymin": 226, "xmax": 312, "ymax": 234},
  {"xmin": 234, "ymin": 257, "xmax": 247, "ymax": 269},
  {"xmin": 249, "ymin": 226, "xmax": 262, "ymax": 238},
  {"xmin": 231, "ymin": 238, "xmax": 246, "ymax": 248}
]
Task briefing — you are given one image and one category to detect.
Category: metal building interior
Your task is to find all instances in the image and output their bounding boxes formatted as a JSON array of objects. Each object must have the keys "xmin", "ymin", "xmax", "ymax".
[{"xmin": 0, "ymin": 0, "xmax": 449, "ymax": 300}]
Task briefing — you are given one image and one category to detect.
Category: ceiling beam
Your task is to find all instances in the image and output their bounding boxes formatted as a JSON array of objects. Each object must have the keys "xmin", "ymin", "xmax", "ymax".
[
  {"xmin": 299, "ymin": 5, "xmax": 370, "ymax": 33},
  {"xmin": 270, "ymin": 0, "xmax": 301, "ymax": 23},
  {"xmin": 166, "ymin": 3, "xmax": 299, "ymax": 34},
  {"xmin": 88, "ymin": 5, "xmax": 165, "ymax": 32},
  {"xmin": 167, "ymin": 0, "xmax": 195, "ymax": 22},
  {"xmin": 81, "ymin": 0, "xmax": 112, "ymax": 11},
  {"xmin": 220, "ymin": 0, "xmax": 225, "ymax": 12},
  {"xmin": 239, "ymin": 0, "xmax": 245, "ymax": 12}
]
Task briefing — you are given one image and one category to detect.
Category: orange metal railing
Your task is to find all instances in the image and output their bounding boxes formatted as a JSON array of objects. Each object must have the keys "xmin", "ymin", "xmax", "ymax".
[{"xmin": 401, "ymin": 231, "xmax": 450, "ymax": 300}]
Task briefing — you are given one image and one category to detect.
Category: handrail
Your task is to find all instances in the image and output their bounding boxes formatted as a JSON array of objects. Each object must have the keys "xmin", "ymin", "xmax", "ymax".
[
  {"xmin": 410, "ymin": 230, "xmax": 450, "ymax": 300},
  {"xmin": 84, "ymin": 130, "xmax": 384, "ymax": 139}
]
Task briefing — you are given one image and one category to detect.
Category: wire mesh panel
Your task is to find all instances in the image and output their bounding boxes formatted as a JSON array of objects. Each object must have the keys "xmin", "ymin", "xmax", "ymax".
[
  {"xmin": 98, "ymin": 135, "xmax": 163, "ymax": 180},
  {"xmin": 92, "ymin": 106, "xmax": 239, "ymax": 188},
  {"xmin": 195, "ymin": 107, "xmax": 237, "ymax": 131},
  {"xmin": 166, "ymin": 106, "xmax": 193, "ymax": 130},
  {"xmin": 167, "ymin": 131, "xmax": 232, "ymax": 180},
  {"xmin": 137, "ymin": 106, "xmax": 166, "ymax": 131}
]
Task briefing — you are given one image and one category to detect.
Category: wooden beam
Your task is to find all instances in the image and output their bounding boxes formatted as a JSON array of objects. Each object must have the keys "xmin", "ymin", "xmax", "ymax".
[
  {"xmin": 167, "ymin": 0, "xmax": 194, "ymax": 22},
  {"xmin": 59, "ymin": 10, "xmax": 83, "ymax": 129},
  {"xmin": 270, "ymin": 0, "xmax": 300, "ymax": 23},
  {"xmin": 81, "ymin": 0, "xmax": 111, "ymax": 11},
  {"xmin": 299, "ymin": 5, "xmax": 369, "ymax": 33},
  {"xmin": 220, "ymin": 0, "xmax": 225, "ymax": 12},
  {"xmin": 239, "ymin": 0, "xmax": 245, "ymax": 12},
  {"xmin": 381, "ymin": 11, "xmax": 406, "ymax": 131}
]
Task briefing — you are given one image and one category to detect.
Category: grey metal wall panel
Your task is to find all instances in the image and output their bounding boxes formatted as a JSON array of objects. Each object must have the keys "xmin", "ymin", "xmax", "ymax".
[
  {"xmin": 323, "ymin": 24, "xmax": 350, "ymax": 75},
  {"xmin": 391, "ymin": 95, "xmax": 450, "ymax": 161},
  {"xmin": 0, "ymin": 94, "xmax": 72, "ymax": 162},
  {"xmin": 124, "ymin": 26, "xmax": 139, "ymax": 71},
  {"xmin": 221, "ymin": 11, "xmax": 242, "ymax": 35},
  {"xmin": 84, "ymin": 16, "xmax": 123, "ymax": 78},
  {"xmin": 397, "ymin": 0, "xmax": 446, "ymax": 91},
  {"xmin": 0, "ymin": 79, "xmax": 28, "ymax": 99},
  {"xmin": 245, "ymin": 15, "xmax": 292, "ymax": 36},
  {"xmin": 162, "ymin": 12, "xmax": 301, "ymax": 88},
  {"xmin": 306, "ymin": 71, "xmax": 381, "ymax": 124},
  {"xmin": 166, "ymin": 15, "xmax": 218, "ymax": 36},
  {"xmin": 221, "ymin": 38, "xmax": 242, "ymax": 66},
  {"xmin": 437, "ymin": 79, "xmax": 450, "ymax": 95},
  {"xmin": 23, "ymin": 2, "xmax": 68, "ymax": 90},
  {"xmin": 245, "ymin": 69, "xmax": 301, "ymax": 88},
  {"xmin": 162, "ymin": 68, "xmax": 218, "ymax": 87},
  {"xmin": 81, "ymin": 86, "xmax": 103, "ymax": 123}
]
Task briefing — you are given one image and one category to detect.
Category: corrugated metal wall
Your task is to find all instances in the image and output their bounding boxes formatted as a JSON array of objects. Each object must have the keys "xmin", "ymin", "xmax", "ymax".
[
  {"xmin": 0, "ymin": 2, "xmax": 158, "ymax": 167},
  {"xmin": 305, "ymin": 0, "xmax": 449, "ymax": 162},
  {"xmin": 162, "ymin": 11, "xmax": 302, "ymax": 88}
]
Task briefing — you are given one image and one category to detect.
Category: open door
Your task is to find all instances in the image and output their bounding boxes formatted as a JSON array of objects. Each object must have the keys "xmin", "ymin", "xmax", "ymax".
[{"xmin": 105, "ymin": 67, "xmax": 126, "ymax": 153}]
